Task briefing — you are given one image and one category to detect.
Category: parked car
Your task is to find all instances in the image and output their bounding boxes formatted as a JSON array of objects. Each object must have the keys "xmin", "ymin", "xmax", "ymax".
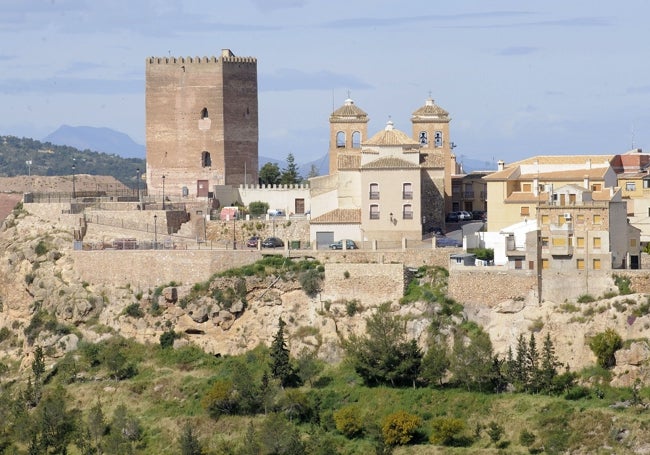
[
  {"xmin": 458, "ymin": 211, "xmax": 472, "ymax": 221},
  {"xmin": 472, "ymin": 210, "xmax": 487, "ymax": 221},
  {"xmin": 246, "ymin": 236, "xmax": 260, "ymax": 248},
  {"xmin": 268, "ymin": 209, "xmax": 284, "ymax": 216},
  {"xmin": 329, "ymin": 239, "xmax": 358, "ymax": 250},
  {"xmin": 436, "ymin": 236, "xmax": 462, "ymax": 247},
  {"xmin": 445, "ymin": 212, "xmax": 459, "ymax": 222},
  {"xmin": 261, "ymin": 237, "xmax": 284, "ymax": 248}
]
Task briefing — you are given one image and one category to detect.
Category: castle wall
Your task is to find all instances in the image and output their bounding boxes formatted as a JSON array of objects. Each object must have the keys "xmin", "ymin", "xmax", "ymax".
[
  {"xmin": 322, "ymin": 263, "xmax": 405, "ymax": 305},
  {"xmin": 448, "ymin": 268, "xmax": 538, "ymax": 306}
]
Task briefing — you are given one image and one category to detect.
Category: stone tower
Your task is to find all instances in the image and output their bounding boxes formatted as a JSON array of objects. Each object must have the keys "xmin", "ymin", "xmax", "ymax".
[
  {"xmin": 328, "ymin": 98, "xmax": 369, "ymax": 174},
  {"xmin": 145, "ymin": 49, "xmax": 258, "ymax": 198},
  {"xmin": 411, "ymin": 97, "xmax": 453, "ymax": 214}
]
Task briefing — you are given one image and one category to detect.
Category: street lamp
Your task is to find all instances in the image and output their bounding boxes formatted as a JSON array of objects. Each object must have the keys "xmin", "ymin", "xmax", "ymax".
[
  {"xmin": 136, "ymin": 168, "xmax": 141, "ymax": 202},
  {"xmin": 25, "ymin": 160, "xmax": 32, "ymax": 176},
  {"xmin": 72, "ymin": 162, "xmax": 76, "ymax": 199},
  {"xmin": 154, "ymin": 214, "xmax": 158, "ymax": 249},
  {"xmin": 162, "ymin": 174, "xmax": 166, "ymax": 210}
]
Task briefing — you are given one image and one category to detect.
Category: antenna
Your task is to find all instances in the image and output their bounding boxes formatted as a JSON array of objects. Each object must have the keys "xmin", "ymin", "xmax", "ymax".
[{"xmin": 631, "ymin": 123, "xmax": 636, "ymax": 149}]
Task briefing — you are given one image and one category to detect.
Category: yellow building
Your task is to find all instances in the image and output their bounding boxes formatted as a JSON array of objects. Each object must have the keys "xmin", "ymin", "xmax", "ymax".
[{"xmin": 483, "ymin": 155, "xmax": 617, "ymax": 233}]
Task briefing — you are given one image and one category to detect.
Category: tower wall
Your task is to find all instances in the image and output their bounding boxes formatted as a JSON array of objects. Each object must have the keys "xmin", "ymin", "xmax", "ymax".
[{"xmin": 145, "ymin": 52, "xmax": 258, "ymax": 197}]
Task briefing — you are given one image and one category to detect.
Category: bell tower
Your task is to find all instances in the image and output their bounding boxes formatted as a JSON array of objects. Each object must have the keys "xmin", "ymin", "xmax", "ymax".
[
  {"xmin": 328, "ymin": 98, "xmax": 369, "ymax": 174},
  {"xmin": 411, "ymin": 97, "xmax": 453, "ymax": 213}
]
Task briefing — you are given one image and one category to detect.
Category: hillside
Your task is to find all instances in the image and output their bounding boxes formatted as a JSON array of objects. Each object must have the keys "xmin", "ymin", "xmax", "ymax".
[
  {"xmin": 43, "ymin": 125, "xmax": 146, "ymax": 159},
  {"xmin": 0, "ymin": 135, "xmax": 145, "ymax": 186}
]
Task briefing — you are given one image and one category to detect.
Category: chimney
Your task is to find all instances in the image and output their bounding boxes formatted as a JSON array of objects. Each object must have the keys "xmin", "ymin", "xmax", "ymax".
[{"xmin": 497, "ymin": 160, "xmax": 505, "ymax": 171}]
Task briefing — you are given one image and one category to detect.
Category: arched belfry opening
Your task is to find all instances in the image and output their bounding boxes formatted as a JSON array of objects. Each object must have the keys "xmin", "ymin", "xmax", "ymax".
[{"xmin": 201, "ymin": 107, "xmax": 209, "ymax": 119}]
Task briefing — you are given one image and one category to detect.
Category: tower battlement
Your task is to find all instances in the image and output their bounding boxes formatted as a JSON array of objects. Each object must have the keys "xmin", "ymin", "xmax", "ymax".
[{"xmin": 147, "ymin": 55, "xmax": 257, "ymax": 65}]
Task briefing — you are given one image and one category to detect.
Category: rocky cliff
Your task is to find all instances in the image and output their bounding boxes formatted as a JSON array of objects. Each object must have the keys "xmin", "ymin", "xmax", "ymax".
[{"xmin": 2, "ymin": 201, "xmax": 650, "ymax": 387}]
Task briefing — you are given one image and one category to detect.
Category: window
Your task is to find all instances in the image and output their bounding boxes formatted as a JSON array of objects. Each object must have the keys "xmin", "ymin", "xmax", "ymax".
[
  {"xmin": 520, "ymin": 206, "xmax": 530, "ymax": 216},
  {"xmin": 522, "ymin": 183, "xmax": 531, "ymax": 192},
  {"xmin": 541, "ymin": 214, "xmax": 549, "ymax": 225},
  {"xmin": 591, "ymin": 183, "xmax": 602, "ymax": 191},
  {"xmin": 434, "ymin": 131, "xmax": 443, "ymax": 147},
  {"xmin": 336, "ymin": 131, "xmax": 345, "ymax": 148},
  {"xmin": 541, "ymin": 258, "xmax": 549, "ymax": 269},
  {"xmin": 200, "ymin": 107, "xmax": 209, "ymax": 119},
  {"xmin": 593, "ymin": 214, "xmax": 601, "ymax": 224},
  {"xmin": 402, "ymin": 183, "xmax": 413, "ymax": 199},
  {"xmin": 577, "ymin": 259, "xmax": 585, "ymax": 270},
  {"xmin": 402, "ymin": 204, "xmax": 413, "ymax": 220},
  {"xmin": 201, "ymin": 151, "xmax": 211, "ymax": 167},
  {"xmin": 593, "ymin": 237, "xmax": 601, "ymax": 248},
  {"xmin": 576, "ymin": 237, "xmax": 585, "ymax": 248},
  {"xmin": 557, "ymin": 215, "xmax": 566, "ymax": 226},
  {"xmin": 418, "ymin": 131, "xmax": 428, "ymax": 145},
  {"xmin": 631, "ymin": 238, "xmax": 637, "ymax": 247},
  {"xmin": 369, "ymin": 204, "xmax": 379, "ymax": 220},
  {"xmin": 541, "ymin": 237, "xmax": 549, "ymax": 247},
  {"xmin": 369, "ymin": 183, "xmax": 379, "ymax": 200},
  {"xmin": 626, "ymin": 182, "xmax": 636, "ymax": 191},
  {"xmin": 352, "ymin": 131, "xmax": 361, "ymax": 148},
  {"xmin": 552, "ymin": 237, "xmax": 566, "ymax": 247},
  {"xmin": 593, "ymin": 258, "xmax": 601, "ymax": 270},
  {"xmin": 576, "ymin": 214, "xmax": 585, "ymax": 224}
]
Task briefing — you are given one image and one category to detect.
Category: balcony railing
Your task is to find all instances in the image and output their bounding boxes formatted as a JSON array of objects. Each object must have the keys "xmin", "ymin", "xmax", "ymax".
[
  {"xmin": 369, "ymin": 212, "xmax": 380, "ymax": 220},
  {"xmin": 402, "ymin": 191, "xmax": 413, "ymax": 200},
  {"xmin": 369, "ymin": 192, "xmax": 380, "ymax": 200},
  {"xmin": 403, "ymin": 211, "xmax": 413, "ymax": 220}
]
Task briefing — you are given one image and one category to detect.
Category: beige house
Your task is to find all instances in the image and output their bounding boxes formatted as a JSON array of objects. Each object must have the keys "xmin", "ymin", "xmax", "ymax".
[
  {"xmin": 310, "ymin": 97, "xmax": 455, "ymax": 247},
  {"xmin": 483, "ymin": 155, "xmax": 617, "ymax": 233},
  {"xmin": 451, "ymin": 171, "xmax": 489, "ymax": 213},
  {"xmin": 611, "ymin": 149, "xmax": 650, "ymax": 243}
]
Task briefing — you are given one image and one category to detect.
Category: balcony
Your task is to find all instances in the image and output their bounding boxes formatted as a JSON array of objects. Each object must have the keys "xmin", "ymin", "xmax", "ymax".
[
  {"xmin": 402, "ymin": 211, "xmax": 413, "ymax": 220},
  {"xmin": 369, "ymin": 192, "xmax": 380, "ymax": 200},
  {"xmin": 369, "ymin": 212, "xmax": 380, "ymax": 220},
  {"xmin": 402, "ymin": 191, "xmax": 413, "ymax": 200}
]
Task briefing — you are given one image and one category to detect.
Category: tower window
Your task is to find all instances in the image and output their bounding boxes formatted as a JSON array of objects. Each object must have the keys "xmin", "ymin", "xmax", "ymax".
[
  {"xmin": 418, "ymin": 131, "xmax": 428, "ymax": 145},
  {"xmin": 336, "ymin": 131, "xmax": 345, "ymax": 148},
  {"xmin": 369, "ymin": 204, "xmax": 380, "ymax": 220},
  {"xmin": 200, "ymin": 108, "xmax": 209, "ymax": 119},
  {"xmin": 402, "ymin": 183, "xmax": 413, "ymax": 199},
  {"xmin": 352, "ymin": 131, "xmax": 361, "ymax": 148},
  {"xmin": 201, "ymin": 151, "xmax": 211, "ymax": 167},
  {"xmin": 434, "ymin": 131, "xmax": 443, "ymax": 147}
]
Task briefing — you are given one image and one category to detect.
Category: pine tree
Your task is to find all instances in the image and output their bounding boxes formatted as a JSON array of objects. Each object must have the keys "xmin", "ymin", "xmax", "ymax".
[
  {"xmin": 280, "ymin": 153, "xmax": 301, "ymax": 185},
  {"xmin": 270, "ymin": 318, "xmax": 295, "ymax": 387},
  {"xmin": 540, "ymin": 333, "xmax": 559, "ymax": 393},
  {"xmin": 514, "ymin": 334, "xmax": 529, "ymax": 391},
  {"xmin": 527, "ymin": 333, "xmax": 540, "ymax": 392}
]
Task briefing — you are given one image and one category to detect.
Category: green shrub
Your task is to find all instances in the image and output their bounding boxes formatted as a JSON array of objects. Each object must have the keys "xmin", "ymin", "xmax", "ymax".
[
  {"xmin": 248, "ymin": 201, "xmax": 269, "ymax": 216},
  {"xmin": 35, "ymin": 240, "xmax": 48, "ymax": 256},
  {"xmin": 124, "ymin": 303, "xmax": 144, "ymax": 319},
  {"xmin": 589, "ymin": 329, "xmax": 623, "ymax": 368},
  {"xmin": 159, "ymin": 330, "xmax": 177, "ymax": 349},
  {"xmin": 430, "ymin": 417, "xmax": 467, "ymax": 446},
  {"xmin": 345, "ymin": 300, "xmax": 360, "ymax": 317},
  {"xmin": 299, "ymin": 268, "xmax": 322, "ymax": 297},
  {"xmin": 613, "ymin": 274, "xmax": 633, "ymax": 295},
  {"xmin": 333, "ymin": 406, "xmax": 363, "ymax": 439},
  {"xmin": 565, "ymin": 385, "xmax": 591, "ymax": 400},
  {"xmin": 381, "ymin": 410, "xmax": 421, "ymax": 446},
  {"xmin": 519, "ymin": 429, "xmax": 536, "ymax": 447},
  {"xmin": 576, "ymin": 294, "xmax": 595, "ymax": 303}
]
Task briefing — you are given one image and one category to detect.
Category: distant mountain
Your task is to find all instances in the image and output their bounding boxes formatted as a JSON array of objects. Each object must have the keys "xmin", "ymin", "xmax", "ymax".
[{"xmin": 43, "ymin": 125, "xmax": 145, "ymax": 159}]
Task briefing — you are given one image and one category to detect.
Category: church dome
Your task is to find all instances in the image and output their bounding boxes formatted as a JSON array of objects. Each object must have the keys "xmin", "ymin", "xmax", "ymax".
[{"xmin": 364, "ymin": 120, "xmax": 420, "ymax": 146}]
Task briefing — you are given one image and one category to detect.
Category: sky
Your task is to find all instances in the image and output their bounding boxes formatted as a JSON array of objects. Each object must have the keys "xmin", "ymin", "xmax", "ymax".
[{"xmin": 2, "ymin": 0, "xmax": 650, "ymax": 170}]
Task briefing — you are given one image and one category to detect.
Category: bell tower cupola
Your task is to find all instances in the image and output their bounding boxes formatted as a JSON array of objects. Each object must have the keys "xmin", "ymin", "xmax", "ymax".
[{"xmin": 328, "ymin": 98, "xmax": 369, "ymax": 174}]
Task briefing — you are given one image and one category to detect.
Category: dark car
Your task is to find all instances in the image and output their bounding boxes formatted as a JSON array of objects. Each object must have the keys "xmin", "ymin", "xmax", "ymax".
[
  {"xmin": 261, "ymin": 237, "xmax": 284, "ymax": 248},
  {"xmin": 329, "ymin": 239, "xmax": 358, "ymax": 250},
  {"xmin": 445, "ymin": 212, "xmax": 459, "ymax": 222},
  {"xmin": 436, "ymin": 236, "xmax": 462, "ymax": 247},
  {"xmin": 472, "ymin": 210, "xmax": 487, "ymax": 221},
  {"xmin": 246, "ymin": 236, "xmax": 260, "ymax": 248}
]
